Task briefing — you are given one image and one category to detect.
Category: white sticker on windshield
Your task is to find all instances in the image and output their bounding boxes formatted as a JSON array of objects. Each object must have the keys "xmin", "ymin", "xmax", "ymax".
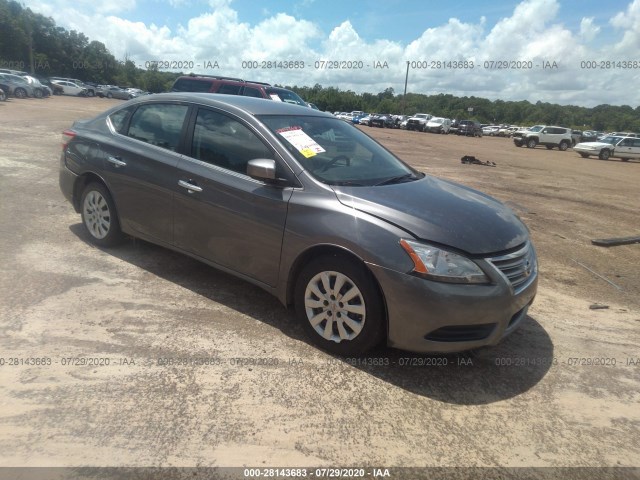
[
  {"xmin": 277, "ymin": 127, "xmax": 326, "ymax": 158},
  {"xmin": 269, "ymin": 94, "xmax": 282, "ymax": 102}
]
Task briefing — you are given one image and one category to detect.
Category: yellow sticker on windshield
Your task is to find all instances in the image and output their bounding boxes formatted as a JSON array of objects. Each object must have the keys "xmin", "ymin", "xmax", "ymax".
[
  {"xmin": 299, "ymin": 148, "xmax": 316, "ymax": 158},
  {"xmin": 277, "ymin": 127, "xmax": 326, "ymax": 158}
]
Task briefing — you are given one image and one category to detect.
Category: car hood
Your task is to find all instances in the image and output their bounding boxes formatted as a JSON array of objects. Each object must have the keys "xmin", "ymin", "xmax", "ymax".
[
  {"xmin": 333, "ymin": 175, "xmax": 529, "ymax": 255},
  {"xmin": 575, "ymin": 141, "xmax": 611, "ymax": 148}
]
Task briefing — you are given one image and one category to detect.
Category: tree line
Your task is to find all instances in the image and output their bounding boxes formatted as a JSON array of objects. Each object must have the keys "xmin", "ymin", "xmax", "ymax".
[{"xmin": 2, "ymin": 0, "xmax": 639, "ymax": 131}]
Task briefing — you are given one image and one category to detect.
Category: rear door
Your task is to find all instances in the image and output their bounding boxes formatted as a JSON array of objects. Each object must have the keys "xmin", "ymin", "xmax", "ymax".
[
  {"xmin": 173, "ymin": 107, "xmax": 294, "ymax": 287},
  {"xmin": 100, "ymin": 102, "xmax": 190, "ymax": 244}
]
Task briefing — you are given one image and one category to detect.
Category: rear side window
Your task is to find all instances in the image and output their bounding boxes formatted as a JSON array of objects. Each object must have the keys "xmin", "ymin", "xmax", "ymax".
[
  {"xmin": 108, "ymin": 106, "xmax": 135, "ymax": 134},
  {"xmin": 172, "ymin": 78, "xmax": 212, "ymax": 92},
  {"xmin": 217, "ymin": 84, "xmax": 242, "ymax": 95},
  {"xmin": 242, "ymin": 86, "xmax": 262, "ymax": 98},
  {"xmin": 127, "ymin": 104, "xmax": 189, "ymax": 151},
  {"xmin": 190, "ymin": 108, "xmax": 273, "ymax": 174}
]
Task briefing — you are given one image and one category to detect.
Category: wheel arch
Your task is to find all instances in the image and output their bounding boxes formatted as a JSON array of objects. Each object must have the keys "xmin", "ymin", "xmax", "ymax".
[
  {"xmin": 72, "ymin": 172, "xmax": 112, "ymax": 213},
  {"xmin": 285, "ymin": 245, "xmax": 388, "ymax": 328}
]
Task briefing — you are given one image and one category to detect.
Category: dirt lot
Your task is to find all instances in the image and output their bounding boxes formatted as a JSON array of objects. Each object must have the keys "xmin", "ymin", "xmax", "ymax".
[{"xmin": 0, "ymin": 96, "xmax": 639, "ymax": 477}]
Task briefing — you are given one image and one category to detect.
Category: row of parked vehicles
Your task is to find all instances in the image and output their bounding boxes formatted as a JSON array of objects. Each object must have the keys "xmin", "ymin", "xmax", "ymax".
[
  {"xmin": 334, "ymin": 111, "xmax": 485, "ymax": 137},
  {"xmin": 0, "ymin": 69, "xmax": 149, "ymax": 101}
]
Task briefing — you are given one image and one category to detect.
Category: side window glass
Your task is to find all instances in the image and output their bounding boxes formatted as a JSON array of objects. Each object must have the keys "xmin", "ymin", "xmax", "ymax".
[
  {"xmin": 242, "ymin": 87, "xmax": 262, "ymax": 98},
  {"xmin": 127, "ymin": 104, "xmax": 189, "ymax": 151},
  {"xmin": 191, "ymin": 108, "xmax": 274, "ymax": 174},
  {"xmin": 108, "ymin": 106, "xmax": 135, "ymax": 134},
  {"xmin": 633, "ymin": 139, "xmax": 640, "ymax": 147},
  {"xmin": 217, "ymin": 84, "xmax": 242, "ymax": 95}
]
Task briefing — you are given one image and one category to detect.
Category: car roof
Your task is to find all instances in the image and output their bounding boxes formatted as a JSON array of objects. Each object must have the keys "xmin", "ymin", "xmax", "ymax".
[{"xmin": 124, "ymin": 92, "xmax": 330, "ymax": 117}]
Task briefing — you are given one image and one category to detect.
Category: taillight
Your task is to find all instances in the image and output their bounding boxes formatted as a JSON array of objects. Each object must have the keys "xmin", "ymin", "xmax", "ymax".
[{"xmin": 62, "ymin": 129, "xmax": 76, "ymax": 150}]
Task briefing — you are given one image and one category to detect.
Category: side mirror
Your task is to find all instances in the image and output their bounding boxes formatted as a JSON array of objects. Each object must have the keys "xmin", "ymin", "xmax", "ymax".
[{"xmin": 247, "ymin": 158, "xmax": 276, "ymax": 182}]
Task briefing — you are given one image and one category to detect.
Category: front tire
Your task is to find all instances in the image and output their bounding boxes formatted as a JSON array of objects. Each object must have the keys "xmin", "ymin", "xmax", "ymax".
[
  {"xmin": 14, "ymin": 87, "xmax": 27, "ymax": 99},
  {"xmin": 599, "ymin": 149, "xmax": 610, "ymax": 160},
  {"xmin": 580, "ymin": 153, "xmax": 589, "ymax": 158},
  {"xmin": 107, "ymin": 92, "xmax": 113, "ymax": 99},
  {"xmin": 80, "ymin": 183, "xmax": 124, "ymax": 247},
  {"xmin": 295, "ymin": 254, "xmax": 384, "ymax": 356},
  {"xmin": 527, "ymin": 138, "xmax": 538, "ymax": 149}
]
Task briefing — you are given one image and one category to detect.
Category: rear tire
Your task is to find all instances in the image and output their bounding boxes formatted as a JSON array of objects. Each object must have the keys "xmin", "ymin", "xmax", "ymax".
[
  {"xmin": 295, "ymin": 254, "xmax": 384, "ymax": 356},
  {"xmin": 80, "ymin": 183, "xmax": 124, "ymax": 247},
  {"xmin": 559, "ymin": 141, "xmax": 569, "ymax": 151},
  {"xmin": 34, "ymin": 88, "xmax": 43, "ymax": 99},
  {"xmin": 579, "ymin": 153, "xmax": 589, "ymax": 158},
  {"xmin": 546, "ymin": 145, "xmax": 554, "ymax": 150},
  {"xmin": 14, "ymin": 87, "xmax": 27, "ymax": 99}
]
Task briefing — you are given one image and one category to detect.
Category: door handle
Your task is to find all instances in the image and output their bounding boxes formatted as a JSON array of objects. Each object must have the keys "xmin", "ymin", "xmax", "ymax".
[
  {"xmin": 178, "ymin": 180, "xmax": 203, "ymax": 193},
  {"xmin": 107, "ymin": 156, "xmax": 127, "ymax": 168}
]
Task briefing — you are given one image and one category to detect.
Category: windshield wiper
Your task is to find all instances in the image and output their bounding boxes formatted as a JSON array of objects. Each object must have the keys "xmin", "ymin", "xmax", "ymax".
[
  {"xmin": 374, "ymin": 173, "xmax": 418, "ymax": 186},
  {"xmin": 331, "ymin": 180, "xmax": 367, "ymax": 187}
]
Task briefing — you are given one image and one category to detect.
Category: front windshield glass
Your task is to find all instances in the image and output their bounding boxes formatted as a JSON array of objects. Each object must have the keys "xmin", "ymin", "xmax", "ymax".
[
  {"xmin": 601, "ymin": 136, "xmax": 622, "ymax": 145},
  {"xmin": 430, "ymin": 118, "xmax": 444, "ymax": 124},
  {"xmin": 528, "ymin": 126, "xmax": 543, "ymax": 132},
  {"xmin": 259, "ymin": 115, "xmax": 422, "ymax": 186}
]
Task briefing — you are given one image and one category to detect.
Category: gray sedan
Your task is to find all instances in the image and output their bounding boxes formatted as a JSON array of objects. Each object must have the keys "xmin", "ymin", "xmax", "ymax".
[{"xmin": 59, "ymin": 93, "xmax": 537, "ymax": 355}]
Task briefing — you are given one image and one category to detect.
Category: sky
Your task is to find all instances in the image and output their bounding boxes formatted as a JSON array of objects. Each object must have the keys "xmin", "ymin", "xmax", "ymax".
[{"xmin": 21, "ymin": 0, "xmax": 640, "ymax": 107}]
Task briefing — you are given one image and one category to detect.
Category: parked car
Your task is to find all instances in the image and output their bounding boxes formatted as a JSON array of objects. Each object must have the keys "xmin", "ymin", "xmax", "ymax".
[
  {"xmin": 99, "ymin": 86, "xmax": 139, "ymax": 100},
  {"xmin": 171, "ymin": 74, "xmax": 308, "ymax": 107},
  {"xmin": 482, "ymin": 125, "xmax": 500, "ymax": 136},
  {"xmin": 425, "ymin": 117, "xmax": 452, "ymax": 134},
  {"xmin": 406, "ymin": 113, "xmax": 432, "ymax": 132},
  {"xmin": 573, "ymin": 135, "xmax": 635, "ymax": 160},
  {"xmin": 20, "ymin": 75, "xmax": 49, "ymax": 98},
  {"xmin": 50, "ymin": 77, "xmax": 97, "ymax": 96},
  {"xmin": 51, "ymin": 80, "xmax": 87, "ymax": 96},
  {"xmin": 59, "ymin": 93, "xmax": 538, "ymax": 355},
  {"xmin": 0, "ymin": 73, "xmax": 35, "ymax": 98},
  {"xmin": 457, "ymin": 120, "xmax": 483, "ymax": 137},
  {"xmin": 358, "ymin": 114, "xmax": 374, "ymax": 126},
  {"xmin": 513, "ymin": 125, "xmax": 572, "ymax": 150},
  {"xmin": 370, "ymin": 113, "xmax": 395, "ymax": 128},
  {"xmin": 394, "ymin": 115, "xmax": 410, "ymax": 129},
  {"xmin": 351, "ymin": 113, "xmax": 368, "ymax": 124}
]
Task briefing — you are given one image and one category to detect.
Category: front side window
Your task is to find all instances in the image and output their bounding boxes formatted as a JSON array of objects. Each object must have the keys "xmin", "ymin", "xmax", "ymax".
[
  {"xmin": 127, "ymin": 103, "xmax": 189, "ymax": 151},
  {"xmin": 191, "ymin": 108, "xmax": 273, "ymax": 174},
  {"xmin": 259, "ymin": 115, "xmax": 421, "ymax": 186}
]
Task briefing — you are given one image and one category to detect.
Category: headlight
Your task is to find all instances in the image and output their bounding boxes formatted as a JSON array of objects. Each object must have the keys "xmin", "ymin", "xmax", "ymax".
[{"xmin": 399, "ymin": 239, "xmax": 490, "ymax": 284}]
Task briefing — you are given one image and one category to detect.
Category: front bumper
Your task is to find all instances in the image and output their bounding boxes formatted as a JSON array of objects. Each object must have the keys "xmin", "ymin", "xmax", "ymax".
[{"xmin": 368, "ymin": 260, "xmax": 538, "ymax": 353}]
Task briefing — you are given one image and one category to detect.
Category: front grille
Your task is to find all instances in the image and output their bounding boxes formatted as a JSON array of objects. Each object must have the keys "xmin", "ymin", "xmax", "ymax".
[{"xmin": 488, "ymin": 242, "xmax": 537, "ymax": 293}]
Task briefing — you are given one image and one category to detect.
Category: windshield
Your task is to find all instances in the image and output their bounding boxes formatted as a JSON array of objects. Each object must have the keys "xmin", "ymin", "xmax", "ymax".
[
  {"xmin": 430, "ymin": 118, "xmax": 444, "ymax": 124},
  {"xmin": 259, "ymin": 115, "xmax": 422, "ymax": 186},
  {"xmin": 601, "ymin": 136, "xmax": 623, "ymax": 145},
  {"xmin": 528, "ymin": 126, "xmax": 543, "ymax": 132},
  {"xmin": 266, "ymin": 88, "xmax": 308, "ymax": 107}
]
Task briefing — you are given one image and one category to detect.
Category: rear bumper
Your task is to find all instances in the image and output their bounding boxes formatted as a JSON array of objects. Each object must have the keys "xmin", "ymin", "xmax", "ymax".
[{"xmin": 59, "ymin": 156, "xmax": 80, "ymax": 212}]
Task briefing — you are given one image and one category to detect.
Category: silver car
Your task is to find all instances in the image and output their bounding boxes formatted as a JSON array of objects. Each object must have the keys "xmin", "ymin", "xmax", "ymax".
[{"xmin": 59, "ymin": 93, "xmax": 538, "ymax": 355}]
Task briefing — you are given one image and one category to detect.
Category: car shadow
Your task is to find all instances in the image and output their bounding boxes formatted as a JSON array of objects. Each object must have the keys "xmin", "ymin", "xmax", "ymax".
[{"xmin": 69, "ymin": 224, "xmax": 553, "ymax": 405}]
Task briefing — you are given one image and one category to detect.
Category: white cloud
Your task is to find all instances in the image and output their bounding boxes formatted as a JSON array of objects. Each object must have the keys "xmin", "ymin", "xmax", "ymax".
[
  {"xmin": 19, "ymin": 0, "xmax": 640, "ymax": 107},
  {"xmin": 579, "ymin": 17, "xmax": 600, "ymax": 42}
]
